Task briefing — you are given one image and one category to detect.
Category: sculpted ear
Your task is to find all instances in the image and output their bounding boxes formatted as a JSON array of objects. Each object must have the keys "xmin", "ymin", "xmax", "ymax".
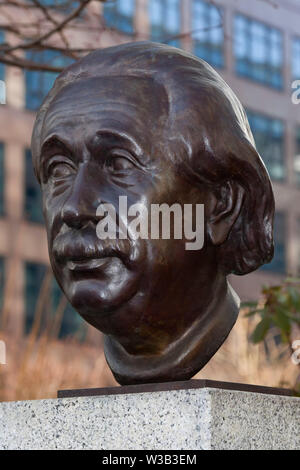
[{"xmin": 206, "ymin": 181, "xmax": 245, "ymax": 246}]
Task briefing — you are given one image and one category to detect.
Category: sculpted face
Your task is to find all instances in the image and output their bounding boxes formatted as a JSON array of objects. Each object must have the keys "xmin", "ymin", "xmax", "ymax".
[
  {"xmin": 39, "ymin": 76, "xmax": 217, "ymax": 352},
  {"xmin": 32, "ymin": 42, "xmax": 274, "ymax": 384}
]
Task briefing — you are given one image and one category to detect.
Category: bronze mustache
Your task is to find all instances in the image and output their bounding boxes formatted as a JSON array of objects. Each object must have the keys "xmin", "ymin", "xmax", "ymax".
[{"xmin": 52, "ymin": 230, "xmax": 136, "ymax": 268}]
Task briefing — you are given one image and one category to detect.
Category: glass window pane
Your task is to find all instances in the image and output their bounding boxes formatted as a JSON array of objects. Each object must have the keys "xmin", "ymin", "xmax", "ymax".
[
  {"xmin": 166, "ymin": 1, "xmax": 180, "ymax": 33},
  {"xmin": 52, "ymin": 279, "xmax": 85, "ymax": 339},
  {"xmin": 292, "ymin": 38, "xmax": 300, "ymax": 81},
  {"xmin": 25, "ymin": 262, "xmax": 47, "ymax": 334},
  {"xmin": 0, "ymin": 30, "xmax": 4, "ymax": 82},
  {"xmin": 149, "ymin": 0, "xmax": 180, "ymax": 47},
  {"xmin": 0, "ymin": 143, "xmax": 4, "ymax": 216},
  {"xmin": 150, "ymin": 0, "xmax": 163, "ymax": 24},
  {"xmin": 25, "ymin": 50, "xmax": 73, "ymax": 111},
  {"xmin": 192, "ymin": 0, "xmax": 224, "ymax": 68},
  {"xmin": 298, "ymin": 218, "xmax": 300, "ymax": 275},
  {"xmin": 104, "ymin": 0, "xmax": 135, "ymax": 34},
  {"xmin": 25, "ymin": 262, "xmax": 85, "ymax": 338},
  {"xmin": 24, "ymin": 149, "xmax": 43, "ymax": 224},
  {"xmin": 247, "ymin": 110, "xmax": 285, "ymax": 181},
  {"xmin": 295, "ymin": 127, "xmax": 300, "ymax": 185},
  {"xmin": 0, "ymin": 257, "xmax": 5, "ymax": 311},
  {"xmin": 234, "ymin": 14, "xmax": 283, "ymax": 90},
  {"xmin": 119, "ymin": 0, "xmax": 134, "ymax": 15}
]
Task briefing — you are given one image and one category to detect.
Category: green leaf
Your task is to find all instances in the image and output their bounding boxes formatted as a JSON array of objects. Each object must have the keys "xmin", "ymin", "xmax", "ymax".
[
  {"xmin": 277, "ymin": 293, "xmax": 288, "ymax": 305},
  {"xmin": 251, "ymin": 317, "xmax": 272, "ymax": 344},
  {"xmin": 285, "ymin": 312, "xmax": 300, "ymax": 324},
  {"xmin": 244, "ymin": 308, "xmax": 265, "ymax": 318},
  {"xmin": 242, "ymin": 301, "xmax": 257, "ymax": 308},
  {"xmin": 286, "ymin": 286, "xmax": 300, "ymax": 311},
  {"xmin": 285, "ymin": 277, "xmax": 300, "ymax": 284},
  {"xmin": 272, "ymin": 308, "xmax": 291, "ymax": 334},
  {"xmin": 263, "ymin": 285, "xmax": 281, "ymax": 294}
]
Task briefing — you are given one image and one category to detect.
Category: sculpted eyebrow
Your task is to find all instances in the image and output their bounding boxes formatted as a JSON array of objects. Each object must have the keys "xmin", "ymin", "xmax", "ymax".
[
  {"xmin": 92, "ymin": 129, "xmax": 150, "ymax": 168},
  {"xmin": 95, "ymin": 129, "xmax": 143, "ymax": 157},
  {"xmin": 40, "ymin": 135, "xmax": 73, "ymax": 157}
]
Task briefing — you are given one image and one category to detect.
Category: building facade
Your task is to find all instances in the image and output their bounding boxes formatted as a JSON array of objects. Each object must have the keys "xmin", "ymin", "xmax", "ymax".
[{"xmin": 0, "ymin": 0, "xmax": 300, "ymax": 337}]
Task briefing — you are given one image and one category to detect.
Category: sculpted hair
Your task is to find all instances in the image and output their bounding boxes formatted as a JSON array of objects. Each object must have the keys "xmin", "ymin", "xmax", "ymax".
[{"xmin": 31, "ymin": 41, "xmax": 275, "ymax": 276}]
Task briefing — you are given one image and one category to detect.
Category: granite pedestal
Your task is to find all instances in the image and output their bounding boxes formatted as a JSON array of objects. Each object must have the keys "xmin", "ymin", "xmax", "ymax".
[{"xmin": 0, "ymin": 380, "xmax": 299, "ymax": 450}]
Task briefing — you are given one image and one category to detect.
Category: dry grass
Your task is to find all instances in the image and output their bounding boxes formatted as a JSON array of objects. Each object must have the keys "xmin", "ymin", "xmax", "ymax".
[
  {"xmin": 0, "ymin": 269, "xmax": 118, "ymax": 402},
  {"xmin": 0, "ymin": 310, "xmax": 298, "ymax": 402},
  {"xmin": 0, "ymin": 333, "xmax": 117, "ymax": 402}
]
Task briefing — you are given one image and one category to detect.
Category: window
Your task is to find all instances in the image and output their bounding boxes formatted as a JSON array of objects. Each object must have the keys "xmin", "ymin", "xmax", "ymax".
[
  {"xmin": 234, "ymin": 15, "xmax": 283, "ymax": 89},
  {"xmin": 38, "ymin": 1, "xmax": 84, "ymax": 16},
  {"xmin": 25, "ymin": 50, "xmax": 72, "ymax": 111},
  {"xmin": 25, "ymin": 262, "xmax": 84, "ymax": 338},
  {"xmin": 247, "ymin": 110, "xmax": 285, "ymax": 181},
  {"xmin": 52, "ymin": 279, "xmax": 85, "ymax": 339},
  {"xmin": 0, "ymin": 143, "xmax": 4, "ymax": 216},
  {"xmin": 292, "ymin": 37, "xmax": 300, "ymax": 81},
  {"xmin": 149, "ymin": 0, "xmax": 181, "ymax": 47},
  {"xmin": 103, "ymin": 0, "xmax": 135, "ymax": 34},
  {"xmin": 298, "ymin": 218, "xmax": 300, "ymax": 276},
  {"xmin": 25, "ymin": 149, "xmax": 43, "ymax": 224},
  {"xmin": 25, "ymin": 262, "xmax": 47, "ymax": 333},
  {"xmin": 261, "ymin": 212, "xmax": 286, "ymax": 274},
  {"xmin": 0, "ymin": 30, "xmax": 4, "ymax": 82},
  {"xmin": 0, "ymin": 257, "xmax": 4, "ymax": 311},
  {"xmin": 40, "ymin": 0, "xmax": 80, "ymax": 9},
  {"xmin": 192, "ymin": 0, "xmax": 224, "ymax": 68},
  {"xmin": 295, "ymin": 127, "xmax": 300, "ymax": 186}
]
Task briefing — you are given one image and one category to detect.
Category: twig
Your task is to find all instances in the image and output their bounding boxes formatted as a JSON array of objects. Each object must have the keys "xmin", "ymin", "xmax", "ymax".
[
  {"xmin": 0, "ymin": 53, "xmax": 66, "ymax": 71},
  {"xmin": 30, "ymin": 0, "xmax": 79, "ymax": 60},
  {"xmin": 1, "ymin": 0, "xmax": 91, "ymax": 54}
]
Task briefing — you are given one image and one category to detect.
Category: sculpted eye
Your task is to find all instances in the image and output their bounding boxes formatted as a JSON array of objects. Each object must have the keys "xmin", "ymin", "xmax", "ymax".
[
  {"xmin": 47, "ymin": 160, "xmax": 75, "ymax": 180},
  {"xmin": 105, "ymin": 154, "xmax": 135, "ymax": 173}
]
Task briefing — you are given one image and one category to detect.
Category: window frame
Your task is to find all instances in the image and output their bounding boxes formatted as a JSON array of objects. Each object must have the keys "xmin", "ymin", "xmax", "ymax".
[
  {"xmin": 149, "ymin": 0, "xmax": 181, "ymax": 47},
  {"xmin": 292, "ymin": 36, "xmax": 300, "ymax": 82},
  {"xmin": 0, "ymin": 142, "xmax": 5, "ymax": 217},
  {"xmin": 0, "ymin": 30, "xmax": 5, "ymax": 83},
  {"xmin": 25, "ymin": 49, "xmax": 72, "ymax": 111},
  {"xmin": 191, "ymin": 0, "xmax": 225, "ymax": 69},
  {"xmin": 24, "ymin": 148, "xmax": 44, "ymax": 224},
  {"xmin": 246, "ymin": 108, "xmax": 286, "ymax": 183},
  {"xmin": 0, "ymin": 257, "xmax": 5, "ymax": 312},
  {"xmin": 233, "ymin": 12, "xmax": 284, "ymax": 91},
  {"xmin": 294, "ymin": 126, "xmax": 300, "ymax": 187},
  {"xmin": 24, "ymin": 261, "xmax": 85, "ymax": 338},
  {"xmin": 103, "ymin": 0, "xmax": 136, "ymax": 35}
]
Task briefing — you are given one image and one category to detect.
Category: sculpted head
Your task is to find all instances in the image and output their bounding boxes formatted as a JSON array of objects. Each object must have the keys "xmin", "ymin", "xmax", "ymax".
[{"xmin": 31, "ymin": 42, "xmax": 274, "ymax": 384}]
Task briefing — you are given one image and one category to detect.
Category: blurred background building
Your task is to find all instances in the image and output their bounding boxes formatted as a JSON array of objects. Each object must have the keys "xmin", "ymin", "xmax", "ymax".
[{"xmin": 0, "ymin": 0, "xmax": 300, "ymax": 340}]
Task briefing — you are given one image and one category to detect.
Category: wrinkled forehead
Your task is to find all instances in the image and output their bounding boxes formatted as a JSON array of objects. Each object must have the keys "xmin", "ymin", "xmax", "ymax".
[{"xmin": 40, "ymin": 75, "xmax": 170, "ymax": 152}]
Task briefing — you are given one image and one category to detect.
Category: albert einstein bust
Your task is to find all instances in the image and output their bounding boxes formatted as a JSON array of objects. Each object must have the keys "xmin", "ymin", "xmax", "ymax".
[{"xmin": 31, "ymin": 42, "xmax": 274, "ymax": 385}]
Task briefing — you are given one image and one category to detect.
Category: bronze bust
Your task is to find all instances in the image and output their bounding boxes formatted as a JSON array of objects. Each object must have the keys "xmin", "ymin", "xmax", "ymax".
[{"xmin": 31, "ymin": 42, "xmax": 274, "ymax": 385}]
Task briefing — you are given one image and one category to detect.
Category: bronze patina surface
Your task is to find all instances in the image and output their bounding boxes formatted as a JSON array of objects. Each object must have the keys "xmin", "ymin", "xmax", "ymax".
[{"xmin": 31, "ymin": 42, "xmax": 274, "ymax": 385}]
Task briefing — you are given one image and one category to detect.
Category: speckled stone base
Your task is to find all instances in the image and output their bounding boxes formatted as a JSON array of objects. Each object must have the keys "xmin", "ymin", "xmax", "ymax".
[{"xmin": 0, "ymin": 386, "xmax": 299, "ymax": 450}]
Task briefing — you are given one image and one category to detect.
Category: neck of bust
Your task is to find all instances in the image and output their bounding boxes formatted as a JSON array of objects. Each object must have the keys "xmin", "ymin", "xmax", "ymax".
[{"xmin": 104, "ymin": 279, "xmax": 240, "ymax": 385}]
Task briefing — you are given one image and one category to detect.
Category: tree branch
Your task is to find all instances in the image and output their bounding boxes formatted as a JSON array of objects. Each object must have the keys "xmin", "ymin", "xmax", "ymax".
[
  {"xmin": 0, "ymin": 54, "xmax": 66, "ymax": 72},
  {"xmin": 1, "ymin": 0, "xmax": 92, "ymax": 54}
]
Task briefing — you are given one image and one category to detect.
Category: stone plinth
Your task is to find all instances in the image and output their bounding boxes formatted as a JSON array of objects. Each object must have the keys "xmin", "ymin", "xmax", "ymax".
[{"xmin": 0, "ymin": 380, "xmax": 299, "ymax": 450}]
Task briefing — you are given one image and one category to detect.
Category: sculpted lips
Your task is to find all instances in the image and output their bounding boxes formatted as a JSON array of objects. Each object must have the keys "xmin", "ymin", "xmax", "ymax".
[
  {"xmin": 66, "ymin": 256, "xmax": 122, "ymax": 273},
  {"xmin": 54, "ymin": 245, "xmax": 128, "ymax": 272}
]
